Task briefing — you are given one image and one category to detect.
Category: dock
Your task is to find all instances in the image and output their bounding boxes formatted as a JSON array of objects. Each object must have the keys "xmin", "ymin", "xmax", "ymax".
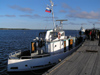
[{"xmin": 43, "ymin": 40, "xmax": 100, "ymax": 75}]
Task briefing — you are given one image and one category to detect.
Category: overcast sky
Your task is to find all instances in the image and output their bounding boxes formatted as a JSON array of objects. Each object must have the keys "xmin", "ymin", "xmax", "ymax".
[{"xmin": 0, "ymin": 0, "xmax": 100, "ymax": 30}]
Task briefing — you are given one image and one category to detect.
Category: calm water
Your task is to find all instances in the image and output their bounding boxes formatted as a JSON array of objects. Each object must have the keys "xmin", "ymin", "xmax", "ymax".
[{"xmin": 0, "ymin": 30, "xmax": 79, "ymax": 75}]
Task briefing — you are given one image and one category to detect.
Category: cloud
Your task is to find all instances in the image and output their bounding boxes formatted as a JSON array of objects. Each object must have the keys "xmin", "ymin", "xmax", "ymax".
[
  {"xmin": 19, "ymin": 14, "xmax": 41, "ymax": 19},
  {"xmin": 33, "ymin": 14, "xmax": 41, "ymax": 18},
  {"xmin": 62, "ymin": 3, "xmax": 72, "ymax": 9},
  {"xmin": 43, "ymin": 16, "xmax": 58, "ymax": 22},
  {"xmin": 0, "ymin": 15, "xmax": 4, "ymax": 17},
  {"xmin": 43, "ymin": 16, "xmax": 58, "ymax": 19},
  {"xmin": 61, "ymin": 3, "xmax": 100, "ymax": 20},
  {"xmin": 67, "ymin": 11, "xmax": 100, "ymax": 19},
  {"xmin": 68, "ymin": 22, "xmax": 80, "ymax": 25},
  {"xmin": 88, "ymin": 21, "xmax": 94, "ymax": 24},
  {"xmin": 69, "ymin": 9, "xmax": 76, "ymax": 13},
  {"xmin": 63, "ymin": 22, "xmax": 88, "ymax": 26},
  {"xmin": 88, "ymin": 21, "xmax": 100, "ymax": 24},
  {"xmin": 76, "ymin": 7, "xmax": 81, "ymax": 11},
  {"xmin": 43, "ymin": 19, "xmax": 52, "ymax": 21},
  {"xmin": 9, "ymin": 5, "xmax": 33, "ymax": 13},
  {"xmin": 61, "ymin": 3, "xmax": 80, "ymax": 14},
  {"xmin": 0, "ymin": 15, "xmax": 16, "ymax": 17},
  {"xmin": 20, "ymin": 15, "xmax": 33, "ymax": 18},
  {"xmin": 59, "ymin": 10, "xmax": 67, "ymax": 13},
  {"xmin": 95, "ymin": 22, "xmax": 100, "ymax": 24},
  {"xmin": 81, "ymin": 23, "xmax": 87, "ymax": 25},
  {"xmin": 5, "ymin": 15, "xmax": 16, "ymax": 17}
]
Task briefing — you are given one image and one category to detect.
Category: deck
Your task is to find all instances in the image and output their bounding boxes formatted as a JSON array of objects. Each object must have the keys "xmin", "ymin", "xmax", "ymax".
[{"xmin": 43, "ymin": 40, "xmax": 100, "ymax": 75}]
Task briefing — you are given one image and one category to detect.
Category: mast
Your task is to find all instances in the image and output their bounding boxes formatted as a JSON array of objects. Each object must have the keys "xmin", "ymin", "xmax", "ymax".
[
  {"xmin": 93, "ymin": 24, "xmax": 95, "ymax": 29},
  {"xmin": 50, "ymin": 0, "xmax": 55, "ymax": 29}
]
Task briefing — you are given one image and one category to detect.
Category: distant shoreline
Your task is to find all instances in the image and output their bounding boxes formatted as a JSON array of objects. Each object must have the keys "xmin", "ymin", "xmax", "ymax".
[
  {"xmin": 0, "ymin": 28, "xmax": 30, "ymax": 30},
  {"xmin": 0, "ymin": 28, "xmax": 79, "ymax": 30}
]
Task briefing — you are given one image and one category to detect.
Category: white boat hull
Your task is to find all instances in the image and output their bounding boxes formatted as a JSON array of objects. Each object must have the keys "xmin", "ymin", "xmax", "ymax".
[{"xmin": 7, "ymin": 43, "xmax": 82, "ymax": 72}]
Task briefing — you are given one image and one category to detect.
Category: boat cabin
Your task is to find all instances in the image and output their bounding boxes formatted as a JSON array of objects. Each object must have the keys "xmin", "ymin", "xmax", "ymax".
[
  {"xmin": 45, "ymin": 30, "xmax": 65, "ymax": 41},
  {"xmin": 31, "ymin": 29, "xmax": 76, "ymax": 55}
]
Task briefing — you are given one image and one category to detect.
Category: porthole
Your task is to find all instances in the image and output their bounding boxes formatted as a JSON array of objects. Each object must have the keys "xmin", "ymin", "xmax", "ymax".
[{"xmin": 25, "ymin": 65, "xmax": 28, "ymax": 67}]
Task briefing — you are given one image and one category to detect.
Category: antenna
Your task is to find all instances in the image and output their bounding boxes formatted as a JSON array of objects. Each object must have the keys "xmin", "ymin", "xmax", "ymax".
[
  {"xmin": 81, "ymin": 24, "xmax": 83, "ymax": 28},
  {"xmin": 56, "ymin": 20, "xmax": 68, "ymax": 30},
  {"xmin": 49, "ymin": 0, "xmax": 55, "ymax": 29},
  {"xmin": 93, "ymin": 24, "xmax": 95, "ymax": 29}
]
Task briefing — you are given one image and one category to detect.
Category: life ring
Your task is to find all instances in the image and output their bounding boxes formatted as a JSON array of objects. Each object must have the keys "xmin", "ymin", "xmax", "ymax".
[{"xmin": 58, "ymin": 32, "xmax": 61, "ymax": 39}]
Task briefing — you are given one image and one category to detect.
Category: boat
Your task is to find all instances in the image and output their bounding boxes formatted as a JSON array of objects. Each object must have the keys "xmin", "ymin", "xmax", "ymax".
[
  {"xmin": 80, "ymin": 26, "xmax": 85, "ymax": 35},
  {"xmin": 7, "ymin": 0, "xmax": 85, "ymax": 72}
]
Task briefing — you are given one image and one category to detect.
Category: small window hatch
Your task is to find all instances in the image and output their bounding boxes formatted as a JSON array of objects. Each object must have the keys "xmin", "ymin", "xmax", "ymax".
[{"xmin": 10, "ymin": 67, "xmax": 18, "ymax": 69}]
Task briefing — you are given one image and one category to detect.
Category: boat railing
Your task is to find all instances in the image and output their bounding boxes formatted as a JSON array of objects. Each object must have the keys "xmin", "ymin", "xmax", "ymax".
[
  {"xmin": 20, "ymin": 54, "xmax": 50, "ymax": 59},
  {"xmin": 9, "ymin": 50, "xmax": 21, "ymax": 57}
]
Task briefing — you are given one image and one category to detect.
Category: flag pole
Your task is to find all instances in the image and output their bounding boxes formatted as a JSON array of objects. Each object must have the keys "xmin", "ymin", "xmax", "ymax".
[{"xmin": 50, "ymin": 0, "xmax": 55, "ymax": 29}]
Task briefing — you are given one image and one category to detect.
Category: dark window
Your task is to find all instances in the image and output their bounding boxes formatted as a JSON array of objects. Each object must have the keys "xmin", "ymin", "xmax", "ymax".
[
  {"xmin": 61, "ymin": 32, "xmax": 65, "ymax": 36},
  {"xmin": 10, "ymin": 67, "xmax": 18, "ymax": 69},
  {"xmin": 50, "ymin": 32, "xmax": 58, "ymax": 38}
]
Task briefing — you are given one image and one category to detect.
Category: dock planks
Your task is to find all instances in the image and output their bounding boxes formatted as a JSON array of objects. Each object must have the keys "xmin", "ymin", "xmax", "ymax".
[{"xmin": 43, "ymin": 40, "xmax": 100, "ymax": 75}]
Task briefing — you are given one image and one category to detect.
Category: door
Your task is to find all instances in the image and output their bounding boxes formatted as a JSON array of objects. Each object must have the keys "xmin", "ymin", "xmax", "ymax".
[{"xmin": 64, "ymin": 41, "xmax": 66, "ymax": 52}]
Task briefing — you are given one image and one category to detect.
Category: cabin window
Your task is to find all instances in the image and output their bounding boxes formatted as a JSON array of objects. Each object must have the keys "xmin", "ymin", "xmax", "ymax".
[
  {"xmin": 50, "ymin": 32, "xmax": 58, "ymax": 38},
  {"xmin": 61, "ymin": 32, "xmax": 65, "ymax": 36},
  {"xmin": 39, "ymin": 32, "xmax": 46, "ymax": 38}
]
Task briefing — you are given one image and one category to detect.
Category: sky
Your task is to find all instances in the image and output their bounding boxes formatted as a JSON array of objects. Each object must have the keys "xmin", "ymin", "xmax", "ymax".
[{"xmin": 0, "ymin": 0, "xmax": 100, "ymax": 30}]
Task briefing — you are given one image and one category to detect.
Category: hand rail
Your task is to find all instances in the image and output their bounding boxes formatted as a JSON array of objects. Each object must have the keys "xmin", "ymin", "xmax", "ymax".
[
  {"xmin": 9, "ymin": 50, "xmax": 21, "ymax": 57},
  {"xmin": 20, "ymin": 54, "xmax": 50, "ymax": 59}
]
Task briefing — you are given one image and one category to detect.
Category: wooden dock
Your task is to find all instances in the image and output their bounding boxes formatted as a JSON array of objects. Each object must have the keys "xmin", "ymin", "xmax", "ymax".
[{"xmin": 43, "ymin": 40, "xmax": 100, "ymax": 75}]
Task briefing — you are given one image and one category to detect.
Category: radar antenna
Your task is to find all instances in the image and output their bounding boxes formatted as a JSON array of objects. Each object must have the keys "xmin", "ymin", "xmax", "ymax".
[{"xmin": 56, "ymin": 20, "xmax": 68, "ymax": 30}]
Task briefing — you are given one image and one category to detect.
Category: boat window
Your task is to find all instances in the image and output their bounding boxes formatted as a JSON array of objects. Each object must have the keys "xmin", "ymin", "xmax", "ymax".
[
  {"xmin": 61, "ymin": 32, "xmax": 65, "ymax": 36},
  {"xmin": 50, "ymin": 32, "xmax": 58, "ymax": 38},
  {"xmin": 39, "ymin": 32, "xmax": 46, "ymax": 38}
]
